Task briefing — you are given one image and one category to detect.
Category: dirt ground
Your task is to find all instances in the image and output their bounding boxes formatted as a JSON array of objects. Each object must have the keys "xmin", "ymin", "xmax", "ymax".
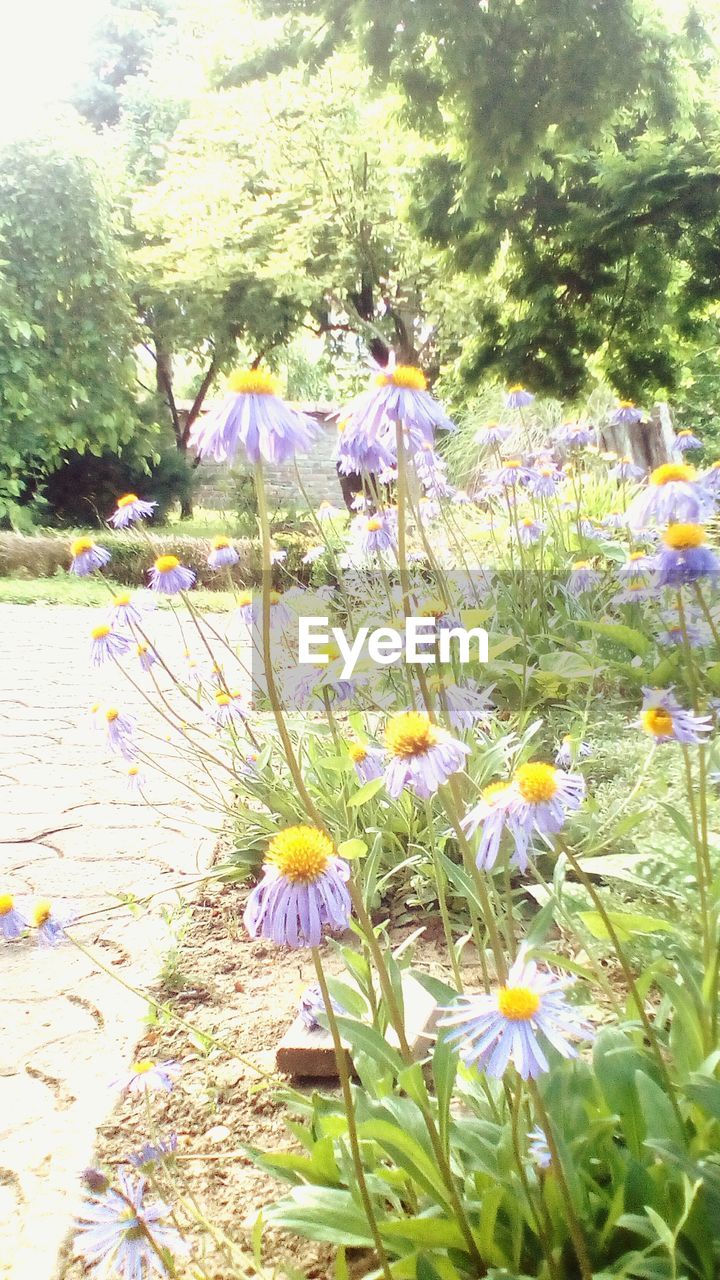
[{"xmin": 58, "ymin": 879, "xmax": 457, "ymax": 1280}]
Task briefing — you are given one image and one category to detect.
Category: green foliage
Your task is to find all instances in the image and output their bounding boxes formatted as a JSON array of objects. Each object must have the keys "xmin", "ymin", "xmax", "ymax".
[
  {"xmin": 0, "ymin": 130, "xmax": 143, "ymax": 525},
  {"xmin": 40, "ymin": 444, "xmax": 195, "ymax": 527}
]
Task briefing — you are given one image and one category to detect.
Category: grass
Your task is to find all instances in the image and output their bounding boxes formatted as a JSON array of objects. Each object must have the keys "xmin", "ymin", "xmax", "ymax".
[{"xmin": 0, "ymin": 575, "xmax": 236, "ymax": 612}]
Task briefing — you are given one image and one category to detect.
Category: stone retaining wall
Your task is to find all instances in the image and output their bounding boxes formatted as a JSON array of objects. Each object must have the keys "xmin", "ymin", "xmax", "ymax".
[{"xmin": 194, "ymin": 409, "xmax": 340, "ymax": 511}]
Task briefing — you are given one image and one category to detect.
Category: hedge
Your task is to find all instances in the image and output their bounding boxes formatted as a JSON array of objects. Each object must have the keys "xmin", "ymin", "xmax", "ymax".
[{"xmin": 0, "ymin": 530, "xmax": 315, "ymax": 589}]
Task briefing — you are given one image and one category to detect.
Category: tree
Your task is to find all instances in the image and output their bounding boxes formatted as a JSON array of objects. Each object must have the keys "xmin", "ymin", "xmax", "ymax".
[
  {"xmin": 245, "ymin": 0, "xmax": 720, "ymax": 400},
  {"xmin": 0, "ymin": 129, "xmax": 143, "ymax": 524}
]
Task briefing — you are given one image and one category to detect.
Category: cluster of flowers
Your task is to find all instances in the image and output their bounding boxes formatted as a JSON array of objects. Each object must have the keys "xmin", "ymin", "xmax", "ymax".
[{"xmin": 47, "ymin": 357, "xmax": 719, "ymax": 1279}]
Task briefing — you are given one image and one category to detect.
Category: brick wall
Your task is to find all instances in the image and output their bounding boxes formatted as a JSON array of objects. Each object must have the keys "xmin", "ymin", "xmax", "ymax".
[{"xmin": 193, "ymin": 407, "xmax": 342, "ymax": 511}]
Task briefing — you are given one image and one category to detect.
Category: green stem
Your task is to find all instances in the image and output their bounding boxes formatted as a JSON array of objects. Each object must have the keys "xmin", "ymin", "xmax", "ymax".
[{"xmin": 311, "ymin": 950, "xmax": 394, "ymax": 1280}]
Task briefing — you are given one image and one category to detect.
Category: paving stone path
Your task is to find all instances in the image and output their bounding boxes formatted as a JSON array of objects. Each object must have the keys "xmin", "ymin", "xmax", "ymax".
[{"xmin": 0, "ymin": 604, "xmax": 242, "ymax": 1280}]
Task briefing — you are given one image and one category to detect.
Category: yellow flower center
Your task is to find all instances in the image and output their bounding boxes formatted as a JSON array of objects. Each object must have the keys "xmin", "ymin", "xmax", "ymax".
[
  {"xmin": 572, "ymin": 560, "xmax": 591, "ymax": 570},
  {"xmin": 482, "ymin": 780, "xmax": 510, "ymax": 804},
  {"xmin": 154, "ymin": 555, "xmax": 180, "ymax": 573},
  {"xmin": 385, "ymin": 711, "xmax": 439, "ymax": 758},
  {"xmin": 497, "ymin": 985, "xmax": 541, "ymax": 1021},
  {"xmin": 507, "ymin": 383, "xmax": 525, "ymax": 393},
  {"xmin": 662, "ymin": 523, "xmax": 705, "ymax": 550},
  {"xmin": 514, "ymin": 762, "xmax": 559, "ymax": 803},
  {"xmin": 91, "ymin": 624, "xmax": 111, "ymax": 640},
  {"xmin": 348, "ymin": 742, "xmax": 367, "ymax": 763},
  {"xmin": 539, "ymin": 467, "xmax": 554, "ymax": 477},
  {"xmin": 270, "ymin": 590, "xmax": 282, "ymax": 605},
  {"xmin": 106, "ymin": 708, "xmax": 119, "ymax": 723},
  {"xmin": 0, "ymin": 894, "xmax": 14, "ymax": 916},
  {"xmin": 117, "ymin": 493, "xmax": 138, "ymax": 507},
  {"xmin": 618, "ymin": 400, "xmax": 635, "ymax": 409},
  {"xmin": 71, "ymin": 537, "xmax": 94, "ymax": 556},
  {"xmin": 237, "ymin": 590, "xmax": 253, "ymax": 608},
  {"xmin": 521, "ymin": 518, "xmax": 536, "ymax": 528},
  {"xmin": 266, "ymin": 825, "xmax": 335, "ymax": 883},
  {"xmin": 677, "ymin": 430, "xmax": 693, "ymax": 437},
  {"xmin": 215, "ymin": 692, "xmax": 231, "ymax": 706},
  {"xmin": 33, "ymin": 900, "xmax": 52, "ymax": 927},
  {"xmin": 227, "ymin": 368, "xmax": 279, "ymax": 396},
  {"xmin": 136, "ymin": 644, "xmax": 148, "ymax": 656},
  {"xmin": 650, "ymin": 463, "xmax": 695, "ymax": 486},
  {"xmin": 131, "ymin": 1058, "xmax": 156, "ymax": 1074},
  {"xmin": 113, "ymin": 593, "xmax": 132, "ymax": 607},
  {"xmin": 504, "ymin": 458, "xmax": 522, "ymax": 469},
  {"xmin": 419, "ymin": 598, "xmax": 445, "ymax": 618},
  {"xmin": 128, "ymin": 766, "xmax": 139, "ymax": 776},
  {"xmin": 642, "ymin": 706, "xmax": 674, "ymax": 737},
  {"xmin": 629, "ymin": 551, "xmax": 646, "ymax": 562},
  {"xmin": 376, "ymin": 365, "xmax": 427, "ymax": 391},
  {"xmin": 212, "ymin": 535, "xmax": 230, "ymax": 550},
  {"xmin": 366, "ymin": 517, "xmax": 383, "ymax": 532}
]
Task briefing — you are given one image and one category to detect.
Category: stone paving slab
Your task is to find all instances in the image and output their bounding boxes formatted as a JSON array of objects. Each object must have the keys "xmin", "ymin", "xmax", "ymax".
[{"xmin": 0, "ymin": 604, "xmax": 245, "ymax": 1280}]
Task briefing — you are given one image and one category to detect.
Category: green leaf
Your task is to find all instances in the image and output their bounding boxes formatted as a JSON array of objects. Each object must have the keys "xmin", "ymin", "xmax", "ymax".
[
  {"xmin": 358, "ymin": 1119, "xmax": 452, "ymax": 1206},
  {"xmin": 577, "ymin": 620, "xmax": 653, "ymax": 657},
  {"xmin": 334, "ymin": 1016, "xmax": 405, "ymax": 1079},
  {"xmin": 348, "ymin": 777, "xmax": 385, "ymax": 807},
  {"xmin": 266, "ymin": 1187, "xmax": 374, "ymax": 1247},
  {"xmin": 635, "ymin": 1070, "xmax": 687, "ymax": 1151},
  {"xmin": 578, "ymin": 909, "xmax": 675, "ymax": 941},
  {"xmin": 337, "ymin": 837, "xmax": 368, "ymax": 860}
]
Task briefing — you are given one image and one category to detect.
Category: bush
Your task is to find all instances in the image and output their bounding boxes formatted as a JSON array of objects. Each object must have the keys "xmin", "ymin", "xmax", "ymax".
[
  {"xmin": 39, "ymin": 445, "xmax": 196, "ymax": 527},
  {"xmin": 0, "ymin": 527, "xmax": 317, "ymax": 587}
]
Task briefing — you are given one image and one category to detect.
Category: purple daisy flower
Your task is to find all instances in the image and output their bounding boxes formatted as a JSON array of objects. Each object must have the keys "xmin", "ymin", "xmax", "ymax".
[
  {"xmin": 69, "ymin": 538, "xmax": 111, "ymax": 577},
  {"xmin": 317, "ymin": 500, "xmax": 344, "ymax": 522},
  {"xmin": 461, "ymin": 781, "xmax": 514, "ymax": 870},
  {"xmin": 113, "ymin": 1059, "xmax": 180, "ymax": 1097},
  {"xmin": 244, "ymin": 826, "xmax": 352, "ymax": 949},
  {"xmin": 505, "ymin": 385, "xmax": 534, "ymax": 409},
  {"xmin": 658, "ymin": 617, "xmax": 706, "ymax": 648},
  {"xmin": 32, "ymin": 899, "xmax": 74, "ymax": 946},
  {"xmin": 611, "ymin": 455, "xmax": 644, "ymax": 482},
  {"xmin": 298, "ymin": 983, "xmax": 347, "ymax": 1031},
  {"xmin": 612, "ymin": 401, "xmax": 643, "ymax": 425},
  {"xmin": 528, "ymin": 466, "xmax": 563, "ymax": 498},
  {"xmin": 136, "ymin": 643, "xmax": 157, "ymax": 672},
  {"xmin": 74, "ymin": 1172, "xmax": 187, "ymax": 1277},
  {"xmin": 436, "ymin": 680, "xmax": 495, "ymax": 731},
  {"xmin": 612, "ymin": 581, "xmax": 655, "ymax": 605},
  {"xmin": 566, "ymin": 561, "xmax": 601, "ymax": 596},
  {"xmin": 207, "ymin": 537, "xmax": 239, "ymax": 571},
  {"xmin": 601, "ymin": 511, "xmax": 626, "ymax": 530},
  {"xmin": 414, "ymin": 442, "xmax": 452, "ymax": 497},
  {"xmin": 504, "ymin": 762, "xmax": 585, "ymax": 869},
  {"xmin": 341, "ymin": 355, "xmax": 455, "ymax": 452},
  {"xmin": 148, "ymin": 555, "xmax": 195, "ymax": 595},
  {"xmin": 212, "ymin": 690, "xmax": 247, "ymax": 727},
  {"xmin": 491, "ymin": 459, "xmax": 533, "ymax": 488},
  {"xmin": 640, "ymin": 688, "xmax": 712, "ymax": 744},
  {"xmin": 475, "ymin": 422, "xmax": 512, "ymax": 448},
  {"xmin": 105, "ymin": 708, "xmax": 138, "ymax": 760},
  {"xmin": 128, "ymin": 1134, "xmax": 178, "ymax": 1169},
  {"xmin": 336, "ymin": 422, "xmax": 396, "ymax": 476},
  {"xmin": 528, "ymin": 1126, "xmax": 552, "ymax": 1168},
  {"xmin": 554, "ymin": 421, "xmax": 595, "ymax": 448},
  {"xmin": 0, "ymin": 893, "xmax": 27, "ymax": 940},
  {"xmin": 90, "ymin": 624, "xmax": 132, "ymax": 668},
  {"xmin": 347, "ymin": 741, "xmax": 384, "ymax": 784},
  {"xmin": 107, "ymin": 591, "xmax": 149, "ymax": 628},
  {"xmin": 126, "ymin": 765, "xmax": 144, "ymax": 794},
  {"xmin": 350, "ymin": 510, "xmax": 398, "ymax": 557},
  {"xmin": 554, "ymin": 736, "xmax": 591, "ymax": 768},
  {"xmin": 627, "ymin": 463, "xmax": 713, "ymax": 530},
  {"xmin": 384, "ymin": 711, "xmax": 469, "ymax": 799},
  {"xmin": 518, "ymin": 517, "xmax": 545, "ymax": 546},
  {"xmin": 109, "ymin": 494, "xmax": 157, "ymax": 528},
  {"xmin": 191, "ymin": 369, "xmax": 319, "ymax": 465},
  {"xmin": 655, "ymin": 523, "xmax": 719, "ymax": 587},
  {"xmin": 617, "ymin": 551, "xmax": 655, "ymax": 583},
  {"xmin": 674, "ymin": 429, "xmax": 703, "ymax": 452},
  {"xmin": 438, "ymin": 952, "xmax": 591, "ymax": 1079}
]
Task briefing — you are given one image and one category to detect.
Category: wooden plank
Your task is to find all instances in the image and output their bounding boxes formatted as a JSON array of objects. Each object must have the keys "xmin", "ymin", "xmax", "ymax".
[{"xmin": 275, "ymin": 974, "xmax": 439, "ymax": 1078}]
